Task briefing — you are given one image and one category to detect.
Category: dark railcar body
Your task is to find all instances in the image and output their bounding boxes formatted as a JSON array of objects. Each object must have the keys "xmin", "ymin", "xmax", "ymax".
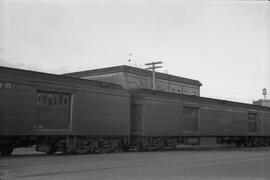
[
  {"xmin": 131, "ymin": 89, "xmax": 270, "ymax": 149},
  {"xmin": 2, "ymin": 66, "xmax": 270, "ymax": 155},
  {"xmin": 0, "ymin": 66, "xmax": 130, "ymax": 154}
]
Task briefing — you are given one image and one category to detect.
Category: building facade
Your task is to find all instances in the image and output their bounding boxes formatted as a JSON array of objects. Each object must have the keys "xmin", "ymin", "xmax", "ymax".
[
  {"xmin": 253, "ymin": 99, "xmax": 270, "ymax": 108},
  {"xmin": 63, "ymin": 65, "xmax": 202, "ymax": 96}
]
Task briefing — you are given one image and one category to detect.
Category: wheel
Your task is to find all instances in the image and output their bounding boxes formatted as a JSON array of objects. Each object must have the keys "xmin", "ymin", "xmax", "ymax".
[
  {"xmin": 46, "ymin": 148, "xmax": 56, "ymax": 155},
  {"xmin": 1, "ymin": 147, "xmax": 13, "ymax": 156},
  {"xmin": 235, "ymin": 141, "xmax": 242, "ymax": 147},
  {"xmin": 136, "ymin": 142, "xmax": 145, "ymax": 152},
  {"xmin": 111, "ymin": 144, "xmax": 123, "ymax": 153},
  {"xmin": 245, "ymin": 140, "xmax": 253, "ymax": 147},
  {"xmin": 263, "ymin": 141, "xmax": 268, "ymax": 146},
  {"xmin": 97, "ymin": 146, "xmax": 110, "ymax": 154}
]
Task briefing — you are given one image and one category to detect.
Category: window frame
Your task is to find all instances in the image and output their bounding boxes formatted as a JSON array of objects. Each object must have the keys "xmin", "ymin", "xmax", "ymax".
[
  {"xmin": 182, "ymin": 105, "xmax": 200, "ymax": 132},
  {"xmin": 248, "ymin": 112, "xmax": 258, "ymax": 133},
  {"xmin": 36, "ymin": 91, "xmax": 71, "ymax": 108}
]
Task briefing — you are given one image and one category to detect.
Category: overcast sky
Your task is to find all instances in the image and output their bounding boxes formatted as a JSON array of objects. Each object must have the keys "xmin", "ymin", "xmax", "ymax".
[{"xmin": 0, "ymin": 0, "xmax": 269, "ymax": 103}]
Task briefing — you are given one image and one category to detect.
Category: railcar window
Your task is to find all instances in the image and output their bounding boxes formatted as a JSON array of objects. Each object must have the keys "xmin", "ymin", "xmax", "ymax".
[
  {"xmin": 59, "ymin": 95, "xmax": 63, "ymax": 105},
  {"xmin": 5, "ymin": 83, "xmax": 11, "ymax": 89},
  {"xmin": 248, "ymin": 113, "xmax": 257, "ymax": 132},
  {"xmin": 183, "ymin": 106, "xmax": 199, "ymax": 131},
  {"xmin": 64, "ymin": 95, "xmax": 69, "ymax": 105},
  {"xmin": 43, "ymin": 95, "xmax": 47, "ymax": 105},
  {"xmin": 54, "ymin": 95, "xmax": 58, "ymax": 106},
  {"xmin": 37, "ymin": 94, "xmax": 42, "ymax": 105},
  {"xmin": 37, "ymin": 91, "xmax": 70, "ymax": 108},
  {"xmin": 48, "ymin": 96, "xmax": 53, "ymax": 106}
]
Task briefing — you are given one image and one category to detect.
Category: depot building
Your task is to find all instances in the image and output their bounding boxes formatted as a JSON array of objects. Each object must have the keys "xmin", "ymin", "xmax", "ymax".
[{"xmin": 63, "ymin": 65, "xmax": 202, "ymax": 96}]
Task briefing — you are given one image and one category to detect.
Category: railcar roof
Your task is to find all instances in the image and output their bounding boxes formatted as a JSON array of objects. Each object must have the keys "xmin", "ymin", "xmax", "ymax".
[
  {"xmin": 133, "ymin": 89, "xmax": 270, "ymax": 111},
  {"xmin": 0, "ymin": 66, "xmax": 124, "ymax": 90}
]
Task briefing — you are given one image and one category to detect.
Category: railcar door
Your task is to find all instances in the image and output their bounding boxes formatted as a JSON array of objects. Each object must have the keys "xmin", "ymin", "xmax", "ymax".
[{"xmin": 36, "ymin": 91, "xmax": 71, "ymax": 129}]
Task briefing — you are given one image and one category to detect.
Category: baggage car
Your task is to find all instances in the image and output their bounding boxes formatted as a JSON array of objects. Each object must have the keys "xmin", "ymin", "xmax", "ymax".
[
  {"xmin": 1, "ymin": 66, "xmax": 270, "ymax": 155},
  {"xmin": 0, "ymin": 66, "xmax": 130, "ymax": 155},
  {"xmin": 130, "ymin": 89, "xmax": 270, "ymax": 150}
]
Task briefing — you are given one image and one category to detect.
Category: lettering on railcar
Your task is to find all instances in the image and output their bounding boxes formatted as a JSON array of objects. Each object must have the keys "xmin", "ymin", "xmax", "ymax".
[{"xmin": 0, "ymin": 82, "xmax": 12, "ymax": 89}]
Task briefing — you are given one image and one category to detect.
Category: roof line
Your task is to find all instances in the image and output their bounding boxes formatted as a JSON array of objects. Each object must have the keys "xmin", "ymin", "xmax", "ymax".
[{"xmin": 62, "ymin": 65, "xmax": 202, "ymax": 86}]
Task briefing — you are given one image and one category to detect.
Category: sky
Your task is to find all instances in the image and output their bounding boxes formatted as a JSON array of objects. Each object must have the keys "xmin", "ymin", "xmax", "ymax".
[{"xmin": 0, "ymin": 0, "xmax": 269, "ymax": 103}]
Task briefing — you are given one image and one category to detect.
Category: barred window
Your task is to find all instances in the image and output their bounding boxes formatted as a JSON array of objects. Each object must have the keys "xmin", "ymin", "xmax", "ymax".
[
  {"xmin": 43, "ymin": 95, "xmax": 47, "ymax": 105},
  {"xmin": 248, "ymin": 113, "xmax": 257, "ymax": 133},
  {"xmin": 63, "ymin": 95, "xmax": 69, "ymax": 105},
  {"xmin": 183, "ymin": 106, "xmax": 199, "ymax": 131},
  {"xmin": 5, "ymin": 83, "xmax": 11, "ymax": 89},
  {"xmin": 37, "ymin": 91, "xmax": 70, "ymax": 107},
  {"xmin": 183, "ymin": 107, "xmax": 198, "ymax": 118},
  {"xmin": 59, "ymin": 95, "xmax": 63, "ymax": 105},
  {"xmin": 37, "ymin": 93, "xmax": 42, "ymax": 105},
  {"xmin": 48, "ymin": 95, "xmax": 53, "ymax": 106}
]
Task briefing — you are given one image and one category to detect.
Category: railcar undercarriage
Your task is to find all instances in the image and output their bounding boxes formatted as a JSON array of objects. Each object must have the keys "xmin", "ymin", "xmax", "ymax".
[
  {"xmin": 130, "ymin": 136, "xmax": 270, "ymax": 151},
  {"xmin": 1, "ymin": 135, "xmax": 270, "ymax": 156},
  {"xmin": 35, "ymin": 136, "xmax": 129, "ymax": 154}
]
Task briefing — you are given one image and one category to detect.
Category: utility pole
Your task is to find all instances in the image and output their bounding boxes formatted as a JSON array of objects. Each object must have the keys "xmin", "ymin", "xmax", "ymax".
[{"xmin": 145, "ymin": 61, "xmax": 163, "ymax": 90}]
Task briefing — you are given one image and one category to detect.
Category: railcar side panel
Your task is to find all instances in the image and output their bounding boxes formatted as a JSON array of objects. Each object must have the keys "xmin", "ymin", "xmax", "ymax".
[
  {"xmin": 198, "ymin": 107, "xmax": 248, "ymax": 136},
  {"xmin": 142, "ymin": 98, "xmax": 181, "ymax": 136},
  {"xmin": 131, "ymin": 90, "xmax": 268, "ymax": 139},
  {"xmin": 261, "ymin": 111, "xmax": 270, "ymax": 136},
  {"xmin": 36, "ymin": 91, "xmax": 71, "ymax": 129},
  {"xmin": 73, "ymin": 91, "xmax": 130, "ymax": 136},
  {"xmin": 131, "ymin": 95, "xmax": 182, "ymax": 137},
  {"xmin": 0, "ymin": 81, "xmax": 36, "ymax": 135},
  {"xmin": 1, "ymin": 66, "xmax": 130, "ymax": 137},
  {"xmin": 131, "ymin": 104, "xmax": 143, "ymax": 136}
]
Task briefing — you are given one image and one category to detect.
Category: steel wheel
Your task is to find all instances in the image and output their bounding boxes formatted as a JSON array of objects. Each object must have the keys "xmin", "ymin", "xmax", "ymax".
[{"xmin": 1, "ymin": 147, "xmax": 13, "ymax": 156}]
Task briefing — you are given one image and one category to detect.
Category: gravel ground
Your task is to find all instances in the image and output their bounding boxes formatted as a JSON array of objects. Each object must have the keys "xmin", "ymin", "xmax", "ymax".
[{"xmin": 1, "ymin": 147, "xmax": 270, "ymax": 180}]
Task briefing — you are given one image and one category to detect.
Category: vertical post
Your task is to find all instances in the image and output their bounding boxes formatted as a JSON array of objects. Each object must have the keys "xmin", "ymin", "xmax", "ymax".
[
  {"xmin": 152, "ymin": 65, "xmax": 156, "ymax": 90},
  {"xmin": 69, "ymin": 94, "xmax": 73, "ymax": 131},
  {"xmin": 263, "ymin": 88, "xmax": 267, "ymax": 100},
  {"xmin": 145, "ymin": 61, "xmax": 163, "ymax": 90}
]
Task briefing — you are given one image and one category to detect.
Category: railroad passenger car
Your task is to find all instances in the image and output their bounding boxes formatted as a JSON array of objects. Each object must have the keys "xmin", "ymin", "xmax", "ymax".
[
  {"xmin": 130, "ymin": 89, "xmax": 270, "ymax": 150},
  {"xmin": 0, "ymin": 66, "xmax": 130, "ymax": 155}
]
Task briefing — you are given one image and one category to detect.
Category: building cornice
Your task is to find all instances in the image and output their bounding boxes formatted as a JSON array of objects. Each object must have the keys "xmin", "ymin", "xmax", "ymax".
[{"xmin": 62, "ymin": 65, "xmax": 202, "ymax": 86}]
